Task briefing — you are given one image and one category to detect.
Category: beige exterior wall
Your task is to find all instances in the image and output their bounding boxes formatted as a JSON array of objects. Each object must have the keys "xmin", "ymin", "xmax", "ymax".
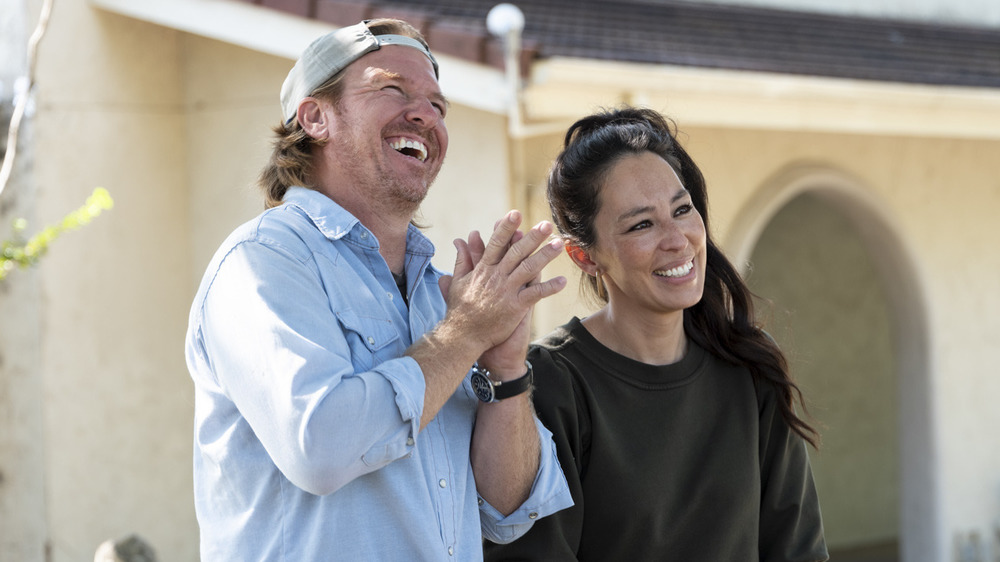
[
  {"xmin": 2, "ymin": 0, "xmax": 998, "ymax": 560},
  {"xmin": 29, "ymin": 2, "xmax": 197, "ymax": 560},
  {"xmin": 749, "ymin": 193, "xmax": 899, "ymax": 548},
  {"xmin": 183, "ymin": 35, "xmax": 286, "ymax": 282}
]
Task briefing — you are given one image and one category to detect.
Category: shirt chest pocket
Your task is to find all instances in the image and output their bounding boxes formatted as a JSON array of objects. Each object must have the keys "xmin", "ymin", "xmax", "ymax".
[{"xmin": 334, "ymin": 309, "xmax": 402, "ymax": 371}]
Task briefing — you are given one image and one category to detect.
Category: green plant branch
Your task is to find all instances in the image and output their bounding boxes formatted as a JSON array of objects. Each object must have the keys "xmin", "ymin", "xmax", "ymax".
[
  {"xmin": 1, "ymin": 187, "xmax": 114, "ymax": 280},
  {"xmin": 0, "ymin": 0, "xmax": 115, "ymax": 283}
]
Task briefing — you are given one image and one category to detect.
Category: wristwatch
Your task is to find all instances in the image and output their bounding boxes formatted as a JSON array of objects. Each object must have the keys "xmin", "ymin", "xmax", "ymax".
[{"xmin": 471, "ymin": 361, "xmax": 533, "ymax": 403}]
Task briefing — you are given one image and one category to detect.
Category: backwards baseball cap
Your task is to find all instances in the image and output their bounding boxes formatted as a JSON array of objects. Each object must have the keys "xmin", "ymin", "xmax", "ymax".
[{"xmin": 280, "ymin": 20, "xmax": 439, "ymax": 123}]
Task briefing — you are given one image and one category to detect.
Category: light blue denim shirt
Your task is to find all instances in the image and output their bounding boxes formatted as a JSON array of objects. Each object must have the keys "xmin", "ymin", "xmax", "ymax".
[{"xmin": 185, "ymin": 187, "xmax": 571, "ymax": 561}]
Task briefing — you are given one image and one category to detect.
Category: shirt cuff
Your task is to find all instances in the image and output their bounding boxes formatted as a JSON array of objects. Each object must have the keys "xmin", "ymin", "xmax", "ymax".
[
  {"xmin": 479, "ymin": 416, "xmax": 574, "ymax": 544},
  {"xmin": 375, "ymin": 356, "xmax": 426, "ymax": 449}
]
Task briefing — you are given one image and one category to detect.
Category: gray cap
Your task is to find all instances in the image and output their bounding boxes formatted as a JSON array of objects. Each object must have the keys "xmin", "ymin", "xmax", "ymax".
[{"xmin": 280, "ymin": 21, "xmax": 439, "ymax": 123}]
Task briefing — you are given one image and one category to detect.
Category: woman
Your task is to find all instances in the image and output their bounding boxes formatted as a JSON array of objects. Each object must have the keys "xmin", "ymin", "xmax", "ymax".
[{"xmin": 484, "ymin": 107, "xmax": 828, "ymax": 561}]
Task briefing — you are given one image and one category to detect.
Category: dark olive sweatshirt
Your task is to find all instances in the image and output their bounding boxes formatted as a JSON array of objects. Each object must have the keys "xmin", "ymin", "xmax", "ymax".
[{"xmin": 485, "ymin": 317, "xmax": 828, "ymax": 562}]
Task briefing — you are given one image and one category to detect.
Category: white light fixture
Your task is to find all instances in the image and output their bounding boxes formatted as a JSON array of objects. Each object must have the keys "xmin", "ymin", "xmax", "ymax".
[{"xmin": 486, "ymin": 3, "xmax": 525, "ymax": 37}]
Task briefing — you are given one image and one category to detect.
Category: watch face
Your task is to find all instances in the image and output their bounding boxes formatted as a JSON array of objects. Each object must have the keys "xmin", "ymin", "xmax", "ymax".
[{"xmin": 471, "ymin": 371, "xmax": 495, "ymax": 403}]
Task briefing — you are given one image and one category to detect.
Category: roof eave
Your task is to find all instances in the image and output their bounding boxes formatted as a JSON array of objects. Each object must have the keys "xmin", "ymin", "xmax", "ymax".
[
  {"xmin": 89, "ymin": 0, "xmax": 1000, "ymax": 140},
  {"xmin": 88, "ymin": 0, "xmax": 509, "ymax": 114},
  {"xmin": 524, "ymin": 57, "xmax": 1000, "ymax": 140}
]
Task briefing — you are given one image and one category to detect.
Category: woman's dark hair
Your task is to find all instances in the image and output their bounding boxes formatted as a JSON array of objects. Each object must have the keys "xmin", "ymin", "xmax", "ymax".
[{"xmin": 548, "ymin": 106, "xmax": 819, "ymax": 448}]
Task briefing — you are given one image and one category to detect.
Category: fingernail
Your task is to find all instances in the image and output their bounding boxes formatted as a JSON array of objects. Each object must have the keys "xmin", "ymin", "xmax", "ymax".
[{"xmin": 508, "ymin": 210, "xmax": 520, "ymax": 222}]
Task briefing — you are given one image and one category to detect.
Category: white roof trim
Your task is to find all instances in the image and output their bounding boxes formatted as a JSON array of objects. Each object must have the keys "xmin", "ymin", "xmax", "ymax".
[
  {"xmin": 89, "ymin": 0, "xmax": 1000, "ymax": 138},
  {"xmin": 88, "ymin": 0, "xmax": 508, "ymax": 114},
  {"xmin": 526, "ymin": 57, "xmax": 1000, "ymax": 140}
]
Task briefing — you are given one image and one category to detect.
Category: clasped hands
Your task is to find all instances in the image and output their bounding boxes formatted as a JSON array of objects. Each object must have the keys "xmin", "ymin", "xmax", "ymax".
[{"xmin": 439, "ymin": 210, "xmax": 566, "ymax": 378}]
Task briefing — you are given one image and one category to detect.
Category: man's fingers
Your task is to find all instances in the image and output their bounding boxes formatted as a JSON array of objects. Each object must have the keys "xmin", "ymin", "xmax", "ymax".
[
  {"xmin": 498, "ymin": 220, "xmax": 558, "ymax": 273},
  {"xmin": 519, "ymin": 274, "xmax": 568, "ymax": 304},
  {"xmin": 438, "ymin": 274, "xmax": 453, "ymax": 299},
  {"xmin": 480, "ymin": 210, "xmax": 522, "ymax": 266},
  {"xmin": 452, "ymin": 238, "xmax": 474, "ymax": 279},
  {"xmin": 467, "ymin": 230, "xmax": 486, "ymax": 267},
  {"xmin": 510, "ymin": 236, "xmax": 565, "ymax": 286}
]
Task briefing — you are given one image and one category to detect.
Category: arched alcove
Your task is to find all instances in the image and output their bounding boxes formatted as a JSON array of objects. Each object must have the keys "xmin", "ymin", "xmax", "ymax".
[{"xmin": 724, "ymin": 164, "xmax": 939, "ymax": 562}]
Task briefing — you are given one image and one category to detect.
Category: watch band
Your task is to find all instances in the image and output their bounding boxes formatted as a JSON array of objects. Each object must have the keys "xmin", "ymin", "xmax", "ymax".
[{"xmin": 471, "ymin": 361, "xmax": 533, "ymax": 403}]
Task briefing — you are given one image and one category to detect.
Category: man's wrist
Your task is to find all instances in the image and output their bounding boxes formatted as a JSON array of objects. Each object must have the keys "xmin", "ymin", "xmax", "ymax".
[
  {"xmin": 471, "ymin": 361, "xmax": 533, "ymax": 403},
  {"xmin": 476, "ymin": 360, "xmax": 530, "ymax": 381}
]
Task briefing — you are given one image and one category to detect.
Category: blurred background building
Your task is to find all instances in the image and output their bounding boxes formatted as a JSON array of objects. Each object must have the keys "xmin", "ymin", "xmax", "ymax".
[{"xmin": 1, "ymin": 0, "xmax": 998, "ymax": 560}]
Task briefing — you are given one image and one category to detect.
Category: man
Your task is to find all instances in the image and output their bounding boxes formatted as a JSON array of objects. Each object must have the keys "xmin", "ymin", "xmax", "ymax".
[{"xmin": 184, "ymin": 18, "xmax": 572, "ymax": 561}]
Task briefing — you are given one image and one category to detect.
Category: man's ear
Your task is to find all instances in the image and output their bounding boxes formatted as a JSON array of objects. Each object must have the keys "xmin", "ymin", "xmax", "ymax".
[
  {"xmin": 296, "ymin": 97, "xmax": 329, "ymax": 140},
  {"xmin": 566, "ymin": 243, "xmax": 599, "ymax": 275}
]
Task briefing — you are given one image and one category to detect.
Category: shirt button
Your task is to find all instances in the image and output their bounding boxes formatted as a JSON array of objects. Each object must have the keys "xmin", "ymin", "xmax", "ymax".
[
  {"xmin": 406, "ymin": 437, "xmax": 414, "ymax": 446},
  {"xmin": 367, "ymin": 336, "xmax": 375, "ymax": 345},
  {"xmin": 360, "ymin": 231, "xmax": 368, "ymax": 239},
  {"xmin": 387, "ymin": 292, "xmax": 393, "ymax": 300},
  {"xmin": 439, "ymin": 479, "xmax": 447, "ymax": 488},
  {"xmin": 477, "ymin": 498, "xmax": 484, "ymax": 506},
  {"xmin": 528, "ymin": 512, "xmax": 538, "ymax": 519},
  {"xmin": 448, "ymin": 546, "xmax": 454, "ymax": 556}
]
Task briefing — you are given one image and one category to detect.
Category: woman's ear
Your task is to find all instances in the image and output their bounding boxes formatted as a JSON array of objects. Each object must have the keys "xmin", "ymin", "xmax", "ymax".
[
  {"xmin": 566, "ymin": 243, "xmax": 599, "ymax": 275},
  {"xmin": 296, "ymin": 97, "xmax": 328, "ymax": 140}
]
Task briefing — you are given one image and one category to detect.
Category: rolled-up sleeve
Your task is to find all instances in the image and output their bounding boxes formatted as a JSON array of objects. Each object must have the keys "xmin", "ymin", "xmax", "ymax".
[
  {"xmin": 478, "ymin": 416, "xmax": 574, "ymax": 543},
  {"xmin": 193, "ymin": 236, "xmax": 425, "ymax": 496}
]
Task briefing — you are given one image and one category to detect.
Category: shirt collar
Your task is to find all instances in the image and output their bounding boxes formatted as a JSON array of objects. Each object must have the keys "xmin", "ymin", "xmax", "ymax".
[{"xmin": 282, "ymin": 186, "xmax": 435, "ymax": 257}]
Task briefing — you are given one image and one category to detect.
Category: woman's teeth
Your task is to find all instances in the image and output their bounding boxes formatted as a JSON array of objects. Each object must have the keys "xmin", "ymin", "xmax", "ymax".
[{"xmin": 655, "ymin": 261, "xmax": 694, "ymax": 278}]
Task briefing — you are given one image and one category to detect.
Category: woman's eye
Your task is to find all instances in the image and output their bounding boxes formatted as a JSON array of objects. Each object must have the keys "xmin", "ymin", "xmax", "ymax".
[
  {"xmin": 674, "ymin": 204, "xmax": 693, "ymax": 217},
  {"xmin": 628, "ymin": 220, "xmax": 652, "ymax": 232}
]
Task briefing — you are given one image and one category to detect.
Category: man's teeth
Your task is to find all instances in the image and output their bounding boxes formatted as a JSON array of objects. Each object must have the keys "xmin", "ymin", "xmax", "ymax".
[
  {"xmin": 390, "ymin": 139, "xmax": 428, "ymax": 162},
  {"xmin": 655, "ymin": 261, "xmax": 694, "ymax": 278}
]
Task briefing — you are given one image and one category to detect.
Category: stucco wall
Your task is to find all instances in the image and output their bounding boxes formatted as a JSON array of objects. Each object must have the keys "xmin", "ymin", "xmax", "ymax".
[
  {"xmin": 749, "ymin": 193, "xmax": 899, "ymax": 549},
  {"xmin": 33, "ymin": 3, "xmax": 197, "ymax": 560},
  {"xmin": 182, "ymin": 34, "xmax": 291, "ymax": 282}
]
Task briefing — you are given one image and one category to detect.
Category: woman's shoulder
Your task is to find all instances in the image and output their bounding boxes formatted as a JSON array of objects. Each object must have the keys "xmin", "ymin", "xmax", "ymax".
[
  {"xmin": 527, "ymin": 318, "xmax": 594, "ymax": 390},
  {"xmin": 530, "ymin": 318, "xmax": 595, "ymax": 372},
  {"xmin": 532, "ymin": 317, "xmax": 584, "ymax": 350}
]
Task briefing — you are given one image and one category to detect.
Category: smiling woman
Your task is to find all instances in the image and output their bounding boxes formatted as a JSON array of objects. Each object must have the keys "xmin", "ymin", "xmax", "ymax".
[{"xmin": 484, "ymin": 106, "xmax": 829, "ymax": 562}]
